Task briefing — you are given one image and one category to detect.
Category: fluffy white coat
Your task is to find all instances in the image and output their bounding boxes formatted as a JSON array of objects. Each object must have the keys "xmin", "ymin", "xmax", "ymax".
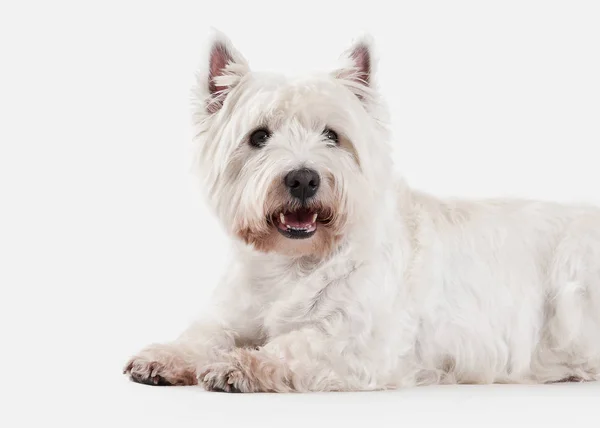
[{"xmin": 124, "ymin": 30, "xmax": 600, "ymax": 392}]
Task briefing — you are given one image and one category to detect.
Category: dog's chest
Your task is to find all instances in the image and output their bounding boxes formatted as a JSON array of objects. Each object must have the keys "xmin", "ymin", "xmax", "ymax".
[{"xmin": 254, "ymin": 259, "xmax": 356, "ymax": 338}]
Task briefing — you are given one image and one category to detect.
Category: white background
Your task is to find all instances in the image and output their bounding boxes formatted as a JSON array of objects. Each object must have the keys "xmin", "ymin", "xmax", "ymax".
[{"xmin": 1, "ymin": 1, "xmax": 600, "ymax": 426}]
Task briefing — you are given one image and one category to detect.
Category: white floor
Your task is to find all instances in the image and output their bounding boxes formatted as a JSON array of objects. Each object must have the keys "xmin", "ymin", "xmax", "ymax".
[{"xmin": 79, "ymin": 376, "xmax": 600, "ymax": 427}]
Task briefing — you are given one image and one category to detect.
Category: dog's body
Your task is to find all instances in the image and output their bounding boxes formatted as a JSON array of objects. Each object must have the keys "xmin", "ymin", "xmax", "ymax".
[{"xmin": 124, "ymin": 32, "xmax": 600, "ymax": 392}]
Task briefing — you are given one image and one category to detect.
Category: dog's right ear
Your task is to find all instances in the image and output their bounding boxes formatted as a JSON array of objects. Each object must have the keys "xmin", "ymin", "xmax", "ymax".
[{"xmin": 196, "ymin": 29, "xmax": 249, "ymax": 114}]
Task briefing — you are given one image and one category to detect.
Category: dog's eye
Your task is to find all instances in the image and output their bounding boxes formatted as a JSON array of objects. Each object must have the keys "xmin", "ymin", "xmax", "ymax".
[
  {"xmin": 323, "ymin": 128, "xmax": 339, "ymax": 145},
  {"xmin": 249, "ymin": 129, "xmax": 271, "ymax": 148}
]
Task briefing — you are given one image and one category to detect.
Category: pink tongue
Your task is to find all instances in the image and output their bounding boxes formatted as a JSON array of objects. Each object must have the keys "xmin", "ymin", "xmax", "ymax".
[{"xmin": 284, "ymin": 208, "xmax": 315, "ymax": 227}]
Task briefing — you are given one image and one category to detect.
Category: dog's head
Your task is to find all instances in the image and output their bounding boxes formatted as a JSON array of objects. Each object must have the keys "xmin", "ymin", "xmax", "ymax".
[{"xmin": 192, "ymin": 30, "xmax": 392, "ymax": 258}]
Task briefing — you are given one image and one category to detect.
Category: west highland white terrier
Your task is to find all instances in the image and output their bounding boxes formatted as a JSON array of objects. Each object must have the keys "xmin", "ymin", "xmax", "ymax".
[{"xmin": 124, "ymin": 31, "xmax": 600, "ymax": 392}]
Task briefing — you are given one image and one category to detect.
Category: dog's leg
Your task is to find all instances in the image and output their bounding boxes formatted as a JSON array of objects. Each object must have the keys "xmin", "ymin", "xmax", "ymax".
[
  {"xmin": 199, "ymin": 326, "xmax": 371, "ymax": 392},
  {"xmin": 124, "ymin": 268, "xmax": 264, "ymax": 386},
  {"xmin": 123, "ymin": 319, "xmax": 242, "ymax": 386}
]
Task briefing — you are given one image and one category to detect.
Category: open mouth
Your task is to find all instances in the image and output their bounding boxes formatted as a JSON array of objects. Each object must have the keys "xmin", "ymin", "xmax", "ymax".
[{"xmin": 274, "ymin": 207, "xmax": 319, "ymax": 239}]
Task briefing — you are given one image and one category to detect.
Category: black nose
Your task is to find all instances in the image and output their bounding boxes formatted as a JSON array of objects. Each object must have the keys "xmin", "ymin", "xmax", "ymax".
[{"xmin": 284, "ymin": 168, "xmax": 320, "ymax": 202}]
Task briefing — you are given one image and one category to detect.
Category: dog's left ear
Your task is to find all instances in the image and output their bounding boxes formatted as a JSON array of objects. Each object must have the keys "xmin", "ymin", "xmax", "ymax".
[{"xmin": 335, "ymin": 34, "xmax": 376, "ymax": 96}]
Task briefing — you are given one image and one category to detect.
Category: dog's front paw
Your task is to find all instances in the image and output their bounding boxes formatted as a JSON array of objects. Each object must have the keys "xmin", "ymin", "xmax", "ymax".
[
  {"xmin": 199, "ymin": 361, "xmax": 247, "ymax": 393},
  {"xmin": 124, "ymin": 344, "xmax": 197, "ymax": 386},
  {"xmin": 199, "ymin": 349, "xmax": 289, "ymax": 393}
]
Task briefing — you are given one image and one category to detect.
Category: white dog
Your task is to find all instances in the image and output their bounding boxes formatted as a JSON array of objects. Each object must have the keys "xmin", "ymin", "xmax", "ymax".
[{"xmin": 124, "ymin": 30, "xmax": 600, "ymax": 392}]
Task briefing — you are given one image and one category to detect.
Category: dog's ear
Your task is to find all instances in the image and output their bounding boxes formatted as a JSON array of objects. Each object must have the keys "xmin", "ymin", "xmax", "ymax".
[
  {"xmin": 335, "ymin": 34, "xmax": 376, "ymax": 98},
  {"xmin": 197, "ymin": 29, "xmax": 249, "ymax": 114}
]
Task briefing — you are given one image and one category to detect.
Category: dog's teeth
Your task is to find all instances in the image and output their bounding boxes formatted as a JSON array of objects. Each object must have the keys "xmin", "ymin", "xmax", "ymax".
[
  {"xmin": 280, "ymin": 213, "xmax": 286, "ymax": 225},
  {"xmin": 312, "ymin": 213, "xmax": 318, "ymax": 223}
]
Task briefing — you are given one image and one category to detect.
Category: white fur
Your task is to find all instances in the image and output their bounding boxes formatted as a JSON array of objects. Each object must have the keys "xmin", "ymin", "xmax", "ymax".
[{"xmin": 124, "ymin": 30, "xmax": 600, "ymax": 391}]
